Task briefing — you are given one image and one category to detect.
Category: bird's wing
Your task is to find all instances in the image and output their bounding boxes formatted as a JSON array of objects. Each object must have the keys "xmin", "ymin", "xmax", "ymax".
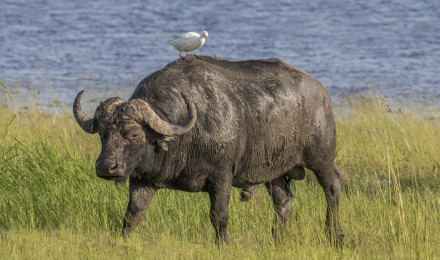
[
  {"xmin": 168, "ymin": 32, "xmax": 199, "ymax": 44},
  {"xmin": 168, "ymin": 37, "xmax": 196, "ymax": 50}
]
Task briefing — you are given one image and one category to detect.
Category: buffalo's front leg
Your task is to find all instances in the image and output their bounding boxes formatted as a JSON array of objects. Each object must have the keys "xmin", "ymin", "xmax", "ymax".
[
  {"xmin": 207, "ymin": 184, "xmax": 232, "ymax": 244},
  {"xmin": 122, "ymin": 180, "xmax": 157, "ymax": 239}
]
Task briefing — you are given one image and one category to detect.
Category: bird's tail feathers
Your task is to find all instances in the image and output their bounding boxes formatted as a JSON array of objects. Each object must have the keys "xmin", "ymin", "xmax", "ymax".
[{"xmin": 168, "ymin": 37, "xmax": 179, "ymax": 45}]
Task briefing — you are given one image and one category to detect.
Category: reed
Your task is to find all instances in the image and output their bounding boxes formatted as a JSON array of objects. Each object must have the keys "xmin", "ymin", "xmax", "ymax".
[{"xmin": 1, "ymin": 83, "xmax": 439, "ymax": 259}]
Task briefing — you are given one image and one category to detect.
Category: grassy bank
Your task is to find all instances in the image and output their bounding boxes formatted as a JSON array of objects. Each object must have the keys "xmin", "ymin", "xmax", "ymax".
[{"xmin": 0, "ymin": 86, "xmax": 439, "ymax": 259}]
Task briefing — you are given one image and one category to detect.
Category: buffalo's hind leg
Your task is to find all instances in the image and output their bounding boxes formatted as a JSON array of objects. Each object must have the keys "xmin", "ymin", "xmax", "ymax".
[
  {"xmin": 265, "ymin": 176, "xmax": 294, "ymax": 242},
  {"xmin": 122, "ymin": 179, "xmax": 157, "ymax": 239},
  {"xmin": 313, "ymin": 163, "xmax": 344, "ymax": 245}
]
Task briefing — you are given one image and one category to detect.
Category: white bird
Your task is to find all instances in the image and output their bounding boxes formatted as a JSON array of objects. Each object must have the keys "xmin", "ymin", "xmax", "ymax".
[{"xmin": 168, "ymin": 31, "xmax": 209, "ymax": 57}]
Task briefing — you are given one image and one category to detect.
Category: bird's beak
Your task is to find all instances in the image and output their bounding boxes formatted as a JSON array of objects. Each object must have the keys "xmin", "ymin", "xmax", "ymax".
[{"xmin": 205, "ymin": 35, "xmax": 209, "ymax": 40}]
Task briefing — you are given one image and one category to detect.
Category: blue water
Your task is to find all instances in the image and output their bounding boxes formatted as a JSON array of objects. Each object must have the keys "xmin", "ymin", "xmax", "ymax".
[{"xmin": 1, "ymin": 0, "xmax": 439, "ymax": 106}]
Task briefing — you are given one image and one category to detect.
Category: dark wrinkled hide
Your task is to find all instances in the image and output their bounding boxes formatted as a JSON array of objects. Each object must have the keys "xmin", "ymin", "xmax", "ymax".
[{"xmin": 73, "ymin": 55, "xmax": 344, "ymax": 244}]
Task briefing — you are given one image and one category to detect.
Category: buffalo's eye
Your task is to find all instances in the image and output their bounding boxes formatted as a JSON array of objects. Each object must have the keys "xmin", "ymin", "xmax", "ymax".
[
  {"xmin": 121, "ymin": 124, "xmax": 143, "ymax": 141},
  {"xmin": 122, "ymin": 130, "xmax": 140, "ymax": 140}
]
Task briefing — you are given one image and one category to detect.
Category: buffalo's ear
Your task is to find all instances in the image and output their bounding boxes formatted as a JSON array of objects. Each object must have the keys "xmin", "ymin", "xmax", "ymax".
[
  {"xmin": 145, "ymin": 128, "xmax": 176, "ymax": 152},
  {"xmin": 154, "ymin": 136, "xmax": 176, "ymax": 152}
]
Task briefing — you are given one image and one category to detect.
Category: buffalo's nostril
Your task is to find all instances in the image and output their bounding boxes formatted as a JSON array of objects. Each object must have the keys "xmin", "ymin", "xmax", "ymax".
[
  {"xmin": 96, "ymin": 159, "xmax": 119, "ymax": 177},
  {"xmin": 110, "ymin": 163, "xmax": 118, "ymax": 172}
]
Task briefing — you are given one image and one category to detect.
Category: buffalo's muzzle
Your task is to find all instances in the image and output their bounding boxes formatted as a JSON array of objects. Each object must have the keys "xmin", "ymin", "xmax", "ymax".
[{"xmin": 95, "ymin": 159, "xmax": 126, "ymax": 179}]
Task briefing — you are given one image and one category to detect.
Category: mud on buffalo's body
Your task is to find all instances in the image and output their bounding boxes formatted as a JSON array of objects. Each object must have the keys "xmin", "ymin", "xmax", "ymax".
[{"xmin": 73, "ymin": 55, "xmax": 344, "ymax": 244}]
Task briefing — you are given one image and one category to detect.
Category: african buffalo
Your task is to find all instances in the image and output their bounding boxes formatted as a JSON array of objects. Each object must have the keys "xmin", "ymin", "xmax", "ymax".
[{"xmin": 73, "ymin": 55, "xmax": 344, "ymax": 244}]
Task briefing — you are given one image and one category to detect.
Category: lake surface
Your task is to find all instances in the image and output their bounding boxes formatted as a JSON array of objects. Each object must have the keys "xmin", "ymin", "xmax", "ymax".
[{"xmin": 1, "ymin": 0, "xmax": 439, "ymax": 107}]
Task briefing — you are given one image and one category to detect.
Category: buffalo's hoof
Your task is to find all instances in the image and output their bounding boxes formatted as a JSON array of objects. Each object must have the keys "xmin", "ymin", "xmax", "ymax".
[
  {"xmin": 336, "ymin": 229, "xmax": 346, "ymax": 248},
  {"xmin": 122, "ymin": 229, "xmax": 130, "ymax": 241},
  {"xmin": 240, "ymin": 190, "xmax": 252, "ymax": 201}
]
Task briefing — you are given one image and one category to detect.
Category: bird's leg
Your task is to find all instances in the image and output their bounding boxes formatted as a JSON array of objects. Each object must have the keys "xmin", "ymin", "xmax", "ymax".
[{"xmin": 179, "ymin": 52, "xmax": 183, "ymax": 57}]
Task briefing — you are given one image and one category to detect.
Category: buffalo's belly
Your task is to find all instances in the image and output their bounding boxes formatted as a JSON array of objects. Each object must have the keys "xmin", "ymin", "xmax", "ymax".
[
  {"xmin": 231, "ymin": 163, "xmax": 299, "ymax": 188},
  {"xmin": 231, "ymin": 141, "xmax": 303, "ymax": 188}
]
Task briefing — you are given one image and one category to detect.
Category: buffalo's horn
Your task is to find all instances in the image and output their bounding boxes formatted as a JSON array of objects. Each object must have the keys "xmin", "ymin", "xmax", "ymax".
[
  {"xmin": 129, "ymin": 93, "xmax": 197, "ymax": 136},
  {"xmin": 73, "ymin": 90, "xmax": 98, "ymax": 134}
]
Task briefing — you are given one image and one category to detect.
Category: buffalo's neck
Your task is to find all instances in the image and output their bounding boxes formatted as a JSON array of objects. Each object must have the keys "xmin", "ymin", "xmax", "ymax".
[{"xmin": 134, "ymin": 146, "xmax": 189, "ymax": 186}]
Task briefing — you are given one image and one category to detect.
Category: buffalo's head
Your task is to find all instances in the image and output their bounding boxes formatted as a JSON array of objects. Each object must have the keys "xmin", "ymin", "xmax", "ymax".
[{"xmin": 73, "ymin": 90, "xmax": 196, "ymax": 184}]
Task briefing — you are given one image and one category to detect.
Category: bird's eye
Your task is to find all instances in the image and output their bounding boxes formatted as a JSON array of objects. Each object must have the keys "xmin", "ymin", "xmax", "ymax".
[{"xmin": 130, "ymin": 133, "xmax": 138, "ymax": 139}]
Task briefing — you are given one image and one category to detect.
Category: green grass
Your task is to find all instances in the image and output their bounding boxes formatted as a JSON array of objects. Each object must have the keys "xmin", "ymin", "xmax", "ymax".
[{"xmin": 1, "ymin": 83, "xmax": 439, "ymax": 259}]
